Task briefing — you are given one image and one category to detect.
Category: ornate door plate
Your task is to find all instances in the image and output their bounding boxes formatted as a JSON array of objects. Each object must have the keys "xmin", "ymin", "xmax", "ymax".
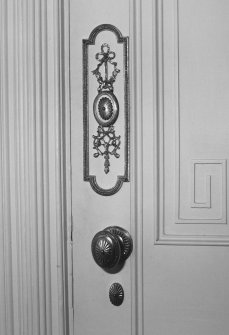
[{"xmin": 83, "ymin": 24, "xmax": 129, "ymax": 196}]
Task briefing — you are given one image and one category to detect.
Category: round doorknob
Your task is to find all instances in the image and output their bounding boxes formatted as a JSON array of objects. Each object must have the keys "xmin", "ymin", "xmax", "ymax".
[
  {"xmin": 91, "ymin": 230, "xmax": 121, "ymax": 269},
  {"xmin": 91, "ymin": 226, "xmax": 133, "ymax": 272}
]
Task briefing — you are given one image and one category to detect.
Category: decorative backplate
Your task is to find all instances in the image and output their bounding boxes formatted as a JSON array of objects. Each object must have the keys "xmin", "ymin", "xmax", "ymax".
[
  {"xmin": 109, "ymin": 283, "xmax": 124, "ymax": 306},
  {"xmin": 83, "ymin": 24, "xmax": 129, "ymax": 196}
]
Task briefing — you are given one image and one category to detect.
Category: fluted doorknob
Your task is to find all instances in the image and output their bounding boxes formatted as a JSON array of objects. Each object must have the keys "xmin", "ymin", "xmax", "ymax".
[{"xmin": 91, "ymin": 226, "xmax": 133, "ymax": 272}]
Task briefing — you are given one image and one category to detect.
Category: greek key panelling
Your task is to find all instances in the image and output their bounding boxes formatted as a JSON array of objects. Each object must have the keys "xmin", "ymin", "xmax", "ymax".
[{"xmin": 155, "ymin": 0, "xmax": 229, "ymax": 245}]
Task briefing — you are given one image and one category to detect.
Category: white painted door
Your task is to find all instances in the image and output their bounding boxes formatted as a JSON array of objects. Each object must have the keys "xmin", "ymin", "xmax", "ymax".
[{"xmin": 71, "ymin": 1, "xmax": 229, "ymax": 334}]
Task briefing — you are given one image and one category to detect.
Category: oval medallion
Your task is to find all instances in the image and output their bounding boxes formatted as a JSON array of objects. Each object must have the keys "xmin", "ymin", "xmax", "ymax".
[
  {"xmin": 98, "ymin": 97, "xmax": 113, "ymax": 120},
  {"xmin": 93, "ymin": 92, "xmax": 119, "ymax": 127}
]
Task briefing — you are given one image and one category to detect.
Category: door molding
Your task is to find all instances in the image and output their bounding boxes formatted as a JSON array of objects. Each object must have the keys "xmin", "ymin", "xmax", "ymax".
[{"xmin": 0, "ymin": 0, "xmax": 72, "ymax": 334}]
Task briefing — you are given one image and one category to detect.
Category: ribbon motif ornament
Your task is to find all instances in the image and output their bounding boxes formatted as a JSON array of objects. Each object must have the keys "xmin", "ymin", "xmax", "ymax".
[{"xmin": 92, "ymin": 43, "xmax": 121, "ymax": 174}]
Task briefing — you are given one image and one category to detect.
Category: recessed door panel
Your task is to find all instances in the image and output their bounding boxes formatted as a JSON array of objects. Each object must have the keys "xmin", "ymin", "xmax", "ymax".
[{"xmin": 155, "ymin": 0, "xmax": 229, "ymax": 243}]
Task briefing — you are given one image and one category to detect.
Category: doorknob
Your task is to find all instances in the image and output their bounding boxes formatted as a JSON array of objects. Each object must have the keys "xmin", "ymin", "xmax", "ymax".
[{"xmin": 91, "ymin": 226, "xmax": 133, "ymax": 272}]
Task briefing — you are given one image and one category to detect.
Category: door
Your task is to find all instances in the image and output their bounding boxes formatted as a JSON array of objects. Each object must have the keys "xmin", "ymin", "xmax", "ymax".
[{"xmin": 71, "ymin": 1, "xmax": 229, "ymax": 334}]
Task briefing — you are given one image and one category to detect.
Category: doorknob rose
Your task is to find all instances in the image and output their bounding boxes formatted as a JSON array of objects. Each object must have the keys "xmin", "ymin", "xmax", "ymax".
[{"xmin": 91, "ymin": 226, "xmax": 133, "ymax": 271}]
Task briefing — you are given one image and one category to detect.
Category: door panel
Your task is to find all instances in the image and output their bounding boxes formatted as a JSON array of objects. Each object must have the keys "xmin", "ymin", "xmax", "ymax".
[
  {"xmin": 155, "ymin": 0, "xmax": 229, "ymax": 242},
  {"xmin": 71, "ymin": 1, "xmax": 132, "ymax": 335},
  {"xmin": 144, "ymin": 0, "xmax": 229, "ymax": 334},
  {"xmin": 71, "ymin": 0, "xmax": 229, "ymax": 334}
]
